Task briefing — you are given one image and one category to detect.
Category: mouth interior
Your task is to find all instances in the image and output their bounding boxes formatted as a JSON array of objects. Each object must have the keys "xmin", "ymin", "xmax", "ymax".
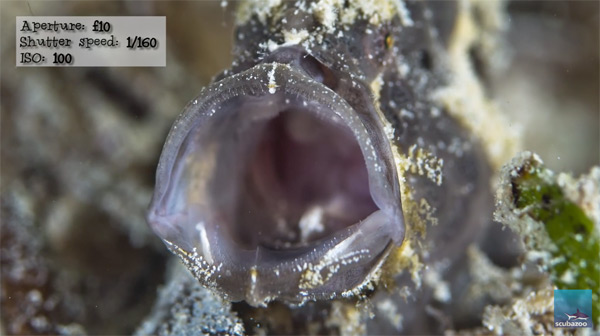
[
  {"xmin": 161, "ymin": 95, "xmax": 383, "ymax": 253},
  {"xmin": 236, "ymin": 109, "xmax": 378, "ymax": 249}
]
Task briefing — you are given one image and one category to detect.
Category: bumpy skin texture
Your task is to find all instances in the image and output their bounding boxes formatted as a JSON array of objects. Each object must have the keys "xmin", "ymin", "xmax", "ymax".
[
  {"xmin": 135, "ymin": 262, "xmax": 245, "ymax": 336},
  {"xmin": 148, "ymin": 0, "xmax": 496, "ymax": 333}
]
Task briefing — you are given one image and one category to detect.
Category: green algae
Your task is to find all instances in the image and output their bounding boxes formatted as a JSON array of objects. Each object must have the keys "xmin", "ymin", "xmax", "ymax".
[{"xmin": 509, "ymin": 158, "xmax": 599, "ymax": 325}]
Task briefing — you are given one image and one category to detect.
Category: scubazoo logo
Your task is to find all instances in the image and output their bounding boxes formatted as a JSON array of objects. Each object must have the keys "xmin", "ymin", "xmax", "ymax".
[
  {"xmin": 555, "ymin": 308, "xmax": 591, "ymax": 328},
  {"xmin": 554, "ymin": 290, "xmax": 593, "ymax": 329}
]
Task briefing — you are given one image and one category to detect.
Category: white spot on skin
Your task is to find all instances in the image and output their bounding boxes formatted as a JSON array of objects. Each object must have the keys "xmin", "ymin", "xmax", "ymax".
[
  {"xmin": 282, "ymin": 29, "xmax": 310, "ymax": 46},
  {"xmin": 266, "ymin": 40, "xmax": 278, "ymax": 52},
  {"xmin": 310, "ymin": 0, "xmax": 342, "ymax": 33},
  {"xmin": 383, "ymin": 122, "xmax": 395, "ymax": 140},
  {"xmin": 196, "ymin": 222, "xmax": 214, "ymax": 264},
  {"xmin": 247, "ymin": 266, "xmax": 265, "ymax": 306},
  {"xmin": 268, "ymin": 64, "xmax": 278, "ymax": 94}
]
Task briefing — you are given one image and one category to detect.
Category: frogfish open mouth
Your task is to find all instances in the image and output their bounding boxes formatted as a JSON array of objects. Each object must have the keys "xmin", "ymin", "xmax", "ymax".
[{"xmin": 147, "ymin": 46, "xmax": 404, "ymax": 306}]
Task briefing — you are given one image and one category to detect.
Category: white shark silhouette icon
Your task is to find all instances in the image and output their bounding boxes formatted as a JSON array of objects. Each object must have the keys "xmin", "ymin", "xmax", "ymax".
[{"xmin": 565, "ymin": 308, "xmax": 590, "ymax": 321}]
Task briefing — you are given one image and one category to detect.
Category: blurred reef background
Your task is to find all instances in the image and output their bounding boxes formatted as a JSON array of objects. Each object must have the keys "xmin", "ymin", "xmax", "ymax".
[{"xmin": 0, "ymin": 1, "xmax": 598, "ymax": 335}]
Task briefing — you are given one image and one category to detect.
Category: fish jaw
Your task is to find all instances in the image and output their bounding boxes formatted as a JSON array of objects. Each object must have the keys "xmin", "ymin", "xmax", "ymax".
[{"xmin": 147, "ymin": 61, "xmax": 404, "ymax": 306}]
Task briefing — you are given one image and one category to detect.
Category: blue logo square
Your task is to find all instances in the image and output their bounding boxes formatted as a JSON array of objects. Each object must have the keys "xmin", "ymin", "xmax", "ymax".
[{"xmin": 554, "ymin": 290, "xmax": 593, "ymax": 328}]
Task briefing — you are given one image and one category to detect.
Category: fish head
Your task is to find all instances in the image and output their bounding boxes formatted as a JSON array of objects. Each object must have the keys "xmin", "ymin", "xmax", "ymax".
[{"xmin": 147, "ymin": 46, "xmax": 405, "ymax": 306}]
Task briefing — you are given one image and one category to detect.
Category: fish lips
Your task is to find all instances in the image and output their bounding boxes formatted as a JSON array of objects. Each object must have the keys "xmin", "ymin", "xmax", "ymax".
[{"xmin": 147, "ymin": 61, "xmax": 404, "ymax": 306}]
